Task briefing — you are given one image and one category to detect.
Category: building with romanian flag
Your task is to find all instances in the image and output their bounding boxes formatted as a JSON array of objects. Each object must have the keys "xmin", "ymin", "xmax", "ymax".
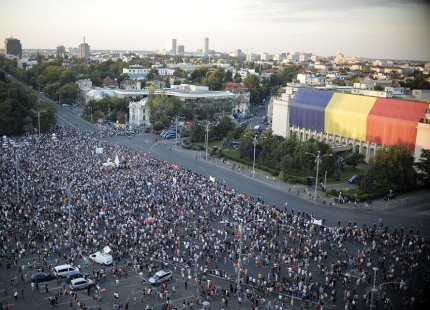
[{"xmin": 272, "ymin": 87, "xmax": 430, "ymax": 161}]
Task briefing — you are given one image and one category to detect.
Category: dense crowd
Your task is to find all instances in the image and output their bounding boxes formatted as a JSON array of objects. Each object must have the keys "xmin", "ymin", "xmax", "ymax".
[{"xmin": 0, "ymin": 126, "xmax": 429, "ymax": 309}]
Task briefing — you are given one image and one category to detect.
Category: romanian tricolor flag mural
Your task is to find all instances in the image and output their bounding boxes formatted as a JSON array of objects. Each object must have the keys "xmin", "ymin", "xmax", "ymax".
[{"xmin": 289, "ymin": 88, "xmax": 428, "ymax": 152}]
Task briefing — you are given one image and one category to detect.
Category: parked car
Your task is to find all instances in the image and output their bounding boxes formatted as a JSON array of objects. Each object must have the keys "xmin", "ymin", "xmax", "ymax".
[
  {"xmin": 66, "ymin": 271, "xmax": 90, "ymax": 283},
  {"xmin": 348, "ymin": 175, "xmax": 360, "ymax": 184},
  {"xmin": 69, "ymin": 277, "xmax": 94, "ymax": 291},
  {"xmin": 164, "ymin": 132, "xmax": 177, "ymax": 139},
  {"xmin": 31, "ymin": 272, "xmax": 56, "ymax": 283},
  {"xmin": 149, "ymin": 269, "xmax": 172, "ymax": 286},
  {"xmin": 89, "ymin": 246, "xmax": 113, "ymax": 266},
  {"xmin": 53, "ymin": 264, "xmax": 80, "ymax": 278}
]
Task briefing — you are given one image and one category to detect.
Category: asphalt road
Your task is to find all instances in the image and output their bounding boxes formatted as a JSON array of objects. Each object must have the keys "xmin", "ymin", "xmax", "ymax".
[
  {"xmin": 31, "ymin": 88, "xmax": 430, "ymax": 235},
  {"xmin": 104, "ymin": 133, "xmax": 430, "ymax": 236}
]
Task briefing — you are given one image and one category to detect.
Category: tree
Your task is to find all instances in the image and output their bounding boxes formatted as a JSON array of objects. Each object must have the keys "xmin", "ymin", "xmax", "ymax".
[
  {"xmin": 190, "ymin": 120, "xmax": 205, "ymax": 143},
  {"xmin": 243, "ymin": 74, "xmax": 260, "ymax": 90},
  {"xmin": 147, "ymin": 93, "xmax": 182, "ymax": 128},
  {"xmin": 361, "ymin": 146, "xmax": 417, "ymax": 193},
  {"xmin": 211, "ymin": 116, "xmax": 234, "ymax": 140},
  {"xmin": 345, "ymin": 152, "xmax": 365, "ymax": 169},
  {"xmin": 416, "ymin": 149, "xmax": 430, "ymax": 188},
  {"xmin": 58, "ymin": 82, "xmax": 79, "ymax": 104},
  {"xmin": 32, "ymin": 101, "xmax": 57, "ymax": 133},
  {"xmin": 146, "ymin": 68, "xmax": 159, "ymax": 80},
  {"xmin": 202, "ymin": 69, "xmax": 223, "ymax": 90},
  {"xmin": 0, "ymin": 81, "xmax": 37, "ymax": 135}
]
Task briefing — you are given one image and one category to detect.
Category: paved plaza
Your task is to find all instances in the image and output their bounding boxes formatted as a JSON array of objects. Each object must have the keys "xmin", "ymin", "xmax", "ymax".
[{"xmin": 1, "ymin": 126, "xmax": 429, "ymax": 309}]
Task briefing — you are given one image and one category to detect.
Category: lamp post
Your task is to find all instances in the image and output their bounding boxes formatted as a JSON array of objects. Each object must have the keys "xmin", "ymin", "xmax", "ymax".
[
  {"xmin": 37, "ymin": 111, "xmax": 41, "ymax": 135},
  {"xmin": 236, "ymin": 218, "xmax": 264, "ymax": 299},
  {"xmin": 370, "ymin": 267, "xmax": 379, "ymax": 310},
  {"xmin": 205, "ymin": 123, "xmax": 209, "ymax": 161},
  {"xmin": 66, "ymin": 181, "xmax": 74, "ymax": 244},
  {"xmin": 252, "ymin": 136, "xmax": 257, "ymax": 177},
  {"xmin": 175, "ymin": 116, "xmax": 178, "ymax": 150},
  {"xmin": 305, "ymin": 151, "xmax": 332, "ymax": 201},
  {"xmin": 14, "ymin": 146, "xmax": 20, "ymax": 203}
]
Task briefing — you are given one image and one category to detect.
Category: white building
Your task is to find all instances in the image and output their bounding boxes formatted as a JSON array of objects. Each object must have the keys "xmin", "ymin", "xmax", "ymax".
[
  {"xmin": 202, "ymin": 37, "xmax": 209, "ymax": 57},
  {"xmin": 260, "ymin": 53, "xmax": 272, "ymax": 62},
  {"xmin": 78, "ymin": 37, "xmax": 90, "ymax": 60},
  {"xmin": 177, "ymin": 45, "xmax": 184, "ymax": 56},
  {"xmin": 123, "ymin": 65, "xmax": 175, "ymax": 80},
  {"xmin": 167, "ymin": 39, "xmax": 177, "ymax": 55},
  {"xmin": 129, "ymin": 98, "xmax": 150, "ymax": 127},
  {"xmin": 296, "ymin": 73, "xmax": 325, "ymax": 86}
]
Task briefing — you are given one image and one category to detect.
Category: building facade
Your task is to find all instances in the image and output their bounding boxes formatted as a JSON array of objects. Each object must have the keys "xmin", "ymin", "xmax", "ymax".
[
  {"xmin": 4, "ymin": 37, "xmax": 22, "ymax": 58},
  {"xmin": 129, "ymin": 98, "xmax": 150, "ymax": 127},
  {"xmin": 123, "ymin": 84, "xmax": 235, "ymax": 122},
  {"xmin": 272, "ymin": 87, "xmax": 430, "ymax": 162},
  {"xmin": 202, "ymin": 37, "xmax": 209, "ymax": 57},
  {"xmin": 79, "ymin": 38, "xmax": 90, "ymax": 60}
]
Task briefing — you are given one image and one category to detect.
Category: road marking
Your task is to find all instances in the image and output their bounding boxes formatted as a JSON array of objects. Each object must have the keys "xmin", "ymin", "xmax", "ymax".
[
  {"xmin": 118, "ymin": 275, "xmax": 140, "ymax": 282},
  {"xmin": 122, "ymin": 282, "xmax": 142, "ymax": 289},
  {"xmin": 152, "ymin": 294, "xmax": 196, "ymax": 308}
]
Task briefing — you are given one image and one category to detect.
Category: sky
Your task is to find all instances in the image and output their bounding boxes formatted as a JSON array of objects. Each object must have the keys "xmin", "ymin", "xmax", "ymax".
[{"xmin": 1, "ymin": 0, "xmax": 430, "ymax": 60}]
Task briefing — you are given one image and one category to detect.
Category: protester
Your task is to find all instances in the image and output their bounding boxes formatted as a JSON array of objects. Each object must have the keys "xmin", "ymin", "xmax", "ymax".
[{"xmin": 0, "ymin": 125, "xmax": 429, "ymax": 309}]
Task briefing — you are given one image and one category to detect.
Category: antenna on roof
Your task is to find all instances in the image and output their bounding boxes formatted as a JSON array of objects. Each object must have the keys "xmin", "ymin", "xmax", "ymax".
[{"xmin": 83, "ymin": 36, "xmax": 85, "ymax": 44}]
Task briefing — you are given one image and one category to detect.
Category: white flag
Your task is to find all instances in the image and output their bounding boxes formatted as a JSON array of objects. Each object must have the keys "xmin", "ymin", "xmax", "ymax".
[
  {"xmin": 209, "ymin": 176, "xmax": 215, "ymax": 182},
  {"xmin": 114, "ymin": 154, "xmax": 120, "ymax": 167}
]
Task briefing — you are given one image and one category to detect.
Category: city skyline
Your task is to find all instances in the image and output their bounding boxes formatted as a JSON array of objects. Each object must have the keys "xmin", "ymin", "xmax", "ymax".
[{"xmin": 0, "ymin": 0, "xmax": 429, "ymax": 61}]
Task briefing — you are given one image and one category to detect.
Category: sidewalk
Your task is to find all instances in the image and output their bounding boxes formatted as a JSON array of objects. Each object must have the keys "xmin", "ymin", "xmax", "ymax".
[{"xmin": 200, "ymin": 152, "xmax": 429, "ymax": 212}]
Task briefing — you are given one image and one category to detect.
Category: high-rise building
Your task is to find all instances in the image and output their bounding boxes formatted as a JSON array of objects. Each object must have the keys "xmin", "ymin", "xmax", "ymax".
[
  {"xmin": 78, "ymin": 37, "xmax": 91, "ymax": 60},
  {"xmin": 202, "ymin": 37, "xmax": 209, "ymax": 57},
  {"xmin": 177, "ymin": 45, "xmax": 184, "ymax": 56},
  {"xmin": 4, "ymin": 37, "xmax": 22, "ymax": 58},
  {"xmin": 167, "ymin": 39, "xmax": 177, "ymax": 55},
  {"xmin": 56, "ymin": 45, "xmax": 66, "ymax": 57}
]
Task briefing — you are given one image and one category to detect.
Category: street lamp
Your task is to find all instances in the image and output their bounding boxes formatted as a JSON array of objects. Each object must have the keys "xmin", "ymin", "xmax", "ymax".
[
  {"xmin": 205, "ymin": 123, "xmax": 209, "ymax": 161},
  {"xmin": 175, "ymin": 116, "xmax": 178, "ymax": 150},
  {"xmin": 236, "ymin": 218, "xmax": 264, "ymax": 299},
  {"xmin": 345, "ymin": 267, "xmax": 379, "ymax": 310},
  {"xmin": 252, "ymin": 136, "xmax": 257, "ymax": 177},
  {"xmin": 62, "ymin": 181, "xmax": 74, "ymax": 245},
  {"xmin": 370, "ymin": 267, "xmax": 379, "ymax": 310},
  {"xmin": 13, "ymin": 145, "xmax": 20, "ymax": 203},
  {"xmin": 305, "ymin": 151, "xmax": 332, "ymax": 201}
]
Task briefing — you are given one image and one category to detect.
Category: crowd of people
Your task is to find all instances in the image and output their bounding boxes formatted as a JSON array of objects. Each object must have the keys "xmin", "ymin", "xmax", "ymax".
[{"xmin": 0, "ymin": 126, "xmax": 429, "ymax": 309}]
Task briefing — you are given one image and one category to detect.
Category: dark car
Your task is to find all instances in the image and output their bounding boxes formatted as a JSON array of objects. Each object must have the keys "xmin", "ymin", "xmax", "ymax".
[
  {"xmin": 31, "ymin": 272, "xmax": 56, "ymax": 283},
  {"xmin": 66, "ymin": 271, "xmax": 90, "ymax": 283},
  {"xmin": 348, "ymin": 175, "xmax": 360, "ymax": 184}
]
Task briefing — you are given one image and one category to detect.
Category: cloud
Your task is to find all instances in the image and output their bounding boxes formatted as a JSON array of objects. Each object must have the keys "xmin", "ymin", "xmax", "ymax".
[{"xmin": 237, "ymin": 0, "xmax": 429, "ymax": 22}]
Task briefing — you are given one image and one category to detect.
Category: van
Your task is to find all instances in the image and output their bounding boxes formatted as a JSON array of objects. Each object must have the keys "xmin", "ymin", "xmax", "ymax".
[
  {"xmin": 53, "ymin": 264, "xmax": 80, "ymax": 278},
  {"xmin": 89, "ymin": 246, "xmax": 113, "ymax": 266},
  {"xmin": 148, "ymin": 269, "xmax": 172, "ymax": 286}
]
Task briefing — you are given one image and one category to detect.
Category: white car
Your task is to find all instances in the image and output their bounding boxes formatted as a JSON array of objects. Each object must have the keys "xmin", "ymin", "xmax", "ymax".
[
  {"xmin": 149, "ymin": 269, "xmax": 172, "ymax": 286},
  {"xmin": 53, "ymin": 264, "xmax": 80, "ymax": 278},
  {"xmin": 89, "ymin": 246, "xmax": 113, "ymax": 266},
  {"xmin": 69, "ymin": 277, "xmax": 94, "ymax": 291}
]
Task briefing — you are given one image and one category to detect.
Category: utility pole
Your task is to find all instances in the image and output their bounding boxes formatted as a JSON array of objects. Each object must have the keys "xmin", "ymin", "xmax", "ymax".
[
  {"xmin": 175, "ymin": 116, "xmax": 178, "ymax": 150},
  {"xmin": 15, "ymin": 149, "xmax": 19, "ymax": 203},
  {"xmin": 237, "ymin": 223, "xmax": 243, "ymax": 297},
  {"xmin": 205, "ymin": 123, "xmax": 209, "ymax": 161},
  {"xmin": 37, "ymin": 111, "xmax": 41, "ymax": 135},
  {"xmin": 370, "ymin": 267, "xmax": 379, "ymax": 309},
  {"xmin": 252, "ymin": 136, "xmax": 257, "ymax": 177}
]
